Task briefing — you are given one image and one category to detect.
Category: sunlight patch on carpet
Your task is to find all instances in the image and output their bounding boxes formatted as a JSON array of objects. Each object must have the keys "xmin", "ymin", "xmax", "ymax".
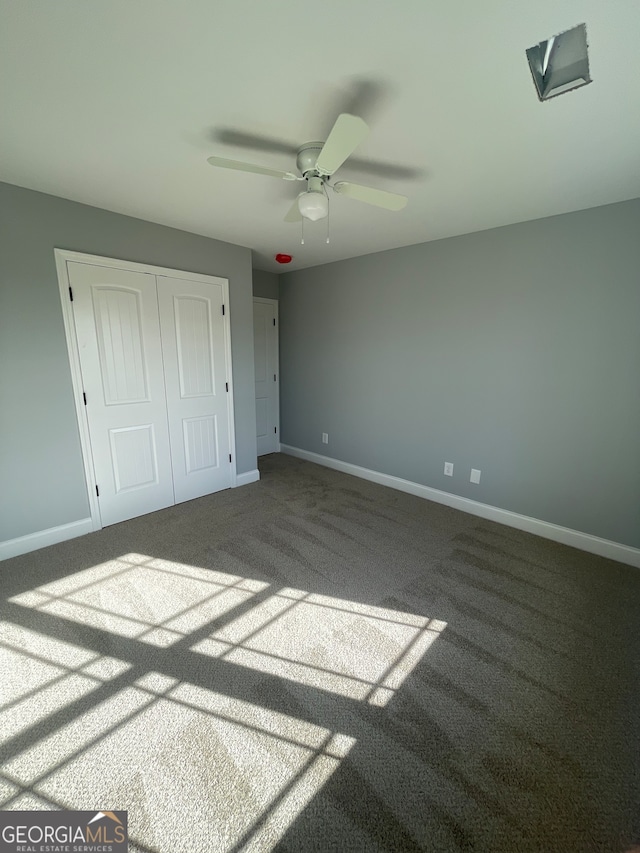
[
  {"xmin": 10, "ymin": 554, "xmax": 267, "ymax": 644},
  {"xmin": 192, "ymin": 588, "xmax": 446, "ymax": 706},
  {"xmin": 3, "ymin": 554, "xmax": 446, "ymax": 851}
]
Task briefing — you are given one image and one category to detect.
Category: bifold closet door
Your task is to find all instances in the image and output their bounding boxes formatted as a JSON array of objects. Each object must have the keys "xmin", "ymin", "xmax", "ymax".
[
  {"xmin": 68, "ymin": 262, "xmax": 233, "ymax": 528},
  {"xmin": 68, "ymin": 262, "xmax": 175, "ymax": 527},
  {"xmin": 157, "ymin": 275, "xmax": 232, "ymax": 503}
]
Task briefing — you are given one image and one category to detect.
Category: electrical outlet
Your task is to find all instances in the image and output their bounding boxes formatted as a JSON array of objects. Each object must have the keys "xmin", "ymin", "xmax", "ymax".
[
  {"xmin": 444, "ymin": 462, "xmax": 453, "ymax": 476},
  {"xmin": 322, "ymin": 433, "xmax": 329, "ymax": 444},
  {"xmin": 470, "ymin": 469, "xmax": 481, "ymax": 484}
]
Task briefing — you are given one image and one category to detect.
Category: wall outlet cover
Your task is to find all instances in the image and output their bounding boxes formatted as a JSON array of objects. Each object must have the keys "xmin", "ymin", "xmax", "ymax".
[
  {"xmin": 444, "ymin": 462, "xmax": 454, "ymax": 476},
  {"xmin": 470, "ymin": 469, "xmax": 481, "ymax": 484}
]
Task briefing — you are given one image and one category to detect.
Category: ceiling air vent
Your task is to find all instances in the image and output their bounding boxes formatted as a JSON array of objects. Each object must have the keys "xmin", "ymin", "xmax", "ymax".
[{"xmin": 526, "ymin": 23, "xmax": 591, "ymax": 101}]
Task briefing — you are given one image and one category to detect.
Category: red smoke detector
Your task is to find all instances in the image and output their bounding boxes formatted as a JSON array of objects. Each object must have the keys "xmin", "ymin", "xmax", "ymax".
[{"xmin": 275, "ymin": 253, "xmax": 293, "ymax": 264}]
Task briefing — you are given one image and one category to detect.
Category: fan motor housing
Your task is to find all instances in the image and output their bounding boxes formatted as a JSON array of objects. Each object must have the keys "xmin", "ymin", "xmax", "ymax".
[{"xmin": 296, "ymin": 143, "xmax": 324, "ymax": 177}]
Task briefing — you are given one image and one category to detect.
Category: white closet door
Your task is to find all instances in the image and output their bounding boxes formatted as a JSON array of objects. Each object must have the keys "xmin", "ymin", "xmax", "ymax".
[
  {"xmin": 253, "ymin": 299, "xmax": 279, "ymax": 456},
  {"xmin": 157, "ymin": 275, "xmax": 232, "ymax": 503},
  {"xmin": 68, "ymin": 262, "xmax": 175, "ymax": 526}
]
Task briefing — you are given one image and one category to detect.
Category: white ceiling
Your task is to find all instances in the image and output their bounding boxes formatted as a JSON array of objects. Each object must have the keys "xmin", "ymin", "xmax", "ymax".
[{"xmin": 1, "ymin": 1, "xmax": 639, "ymax": 273}]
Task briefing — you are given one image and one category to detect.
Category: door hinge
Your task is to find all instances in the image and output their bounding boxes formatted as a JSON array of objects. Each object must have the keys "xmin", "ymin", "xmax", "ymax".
[
  {"xmin": 83, "ymin": 392, "xmax": 87, "ymax": 405},
  {"xmin": 226, "ymin": 382, "xmax": 229, "ymax": 392},
  {"xmin": 69, "ymin": 286, "xmax": 74, "ymax": 301},
  {"xmin": 274, "ymin": 373, "xmax": 276, "ymax": 382},
  {"xmin": 95, "ymin": 485, "xmax": 100, "ymax": 497},
  {"xmin": 222, "ymin": 304, "xmax": 225, "ymax": 316},
  {"xmin": 229, "ymin": 453, "xmax": 232, "ymax": 463},
  {"xmin": 274, "ymin": 426, "xmax": 277, "ymax": 434},
  {"xmin": 273, "ymin": 318, "xmax": 276, "ymax": 326}
]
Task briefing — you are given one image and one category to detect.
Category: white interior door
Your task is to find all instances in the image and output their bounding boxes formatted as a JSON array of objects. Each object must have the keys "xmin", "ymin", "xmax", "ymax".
[
  {"xmin": 253, "ymin": 298, "xmax": 279, "ymax": 455},
  {"xmin": 158, "ymin": 275, "xmax": 232, "ymax": 502},
  {"xmin": 68, "ymin": 261, "xmax": 175, "ymax": 527}
]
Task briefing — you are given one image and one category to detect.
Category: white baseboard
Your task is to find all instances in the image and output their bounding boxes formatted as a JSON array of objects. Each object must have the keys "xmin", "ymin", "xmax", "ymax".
[
  {"xmin": 0, "ymin": 518, "xmax": 94, "ymax": 562},
  {"xmin": 280, "ymin": 445, "xmax": 640, "ymax": 568},
  {"xmin": 234, "ymin": 469, "xmax": 260, "ymax": 488},
  {"xmin": 2, "ymin": 472, "xmax": 261, "ymax": 560}
]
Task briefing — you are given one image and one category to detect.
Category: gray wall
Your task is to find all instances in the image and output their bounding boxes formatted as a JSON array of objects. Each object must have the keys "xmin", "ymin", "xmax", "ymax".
[
  {"xmin": 252, "ymin": 269, "xmax": 279, "ymax": 300},
  {"xmin": 0, "ymin": 182, "xmax": 256, "ymax": 543},
  {"xmin": 280, "ymin": 198, "xmax": 640, "ymax": 549}
]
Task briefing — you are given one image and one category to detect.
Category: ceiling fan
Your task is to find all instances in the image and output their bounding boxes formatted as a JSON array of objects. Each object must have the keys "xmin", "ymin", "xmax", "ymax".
[{"xmin": 207, "ymin": 113, "xmax": 408, "ymax": 223}]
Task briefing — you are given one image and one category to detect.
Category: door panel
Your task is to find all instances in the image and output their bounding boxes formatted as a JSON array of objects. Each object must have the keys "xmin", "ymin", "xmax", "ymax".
[
  {"xmin": 253, "ymin": 299, "xmax": 279, "ymax": 456},
  {"xmin": 183, "ymin": 415, "xmax": 218, "ymax": 473},
  {"xmin": 68, "ymin": 262, "xmax": 175, "ymax": 526},
  {"xmin": 255, "ymin": 397, "xmax": 268, "ymax": 440},
  {"xmin": 109, "ymin": 424, "xmax": 159, "ymax": 491},
  {"xmin": 93, "ymin": 287, "xmax": 149, "ymax": 404},
  {"xmin": 158, "ymin": 276, "xmax": 231, "ymax": 503},
  {"xmin": 174, "ymin": 296, "xmax": 214, "ymax": 397}
]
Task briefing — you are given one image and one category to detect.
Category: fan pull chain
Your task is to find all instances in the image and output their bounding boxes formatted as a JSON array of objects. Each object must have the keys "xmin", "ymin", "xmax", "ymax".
[
  {"xmin": 325, "ymin": 184, "xmax": 330, "ymax": 243},
  {"xmin": 300, "ymin": 216, "xmax": 305, "ymax": 245}
]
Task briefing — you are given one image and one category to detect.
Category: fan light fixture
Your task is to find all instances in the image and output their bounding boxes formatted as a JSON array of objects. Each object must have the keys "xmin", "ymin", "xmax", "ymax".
[{"xmin": 297, "ymin": 176, "xmax": 329, "ymax": 221}]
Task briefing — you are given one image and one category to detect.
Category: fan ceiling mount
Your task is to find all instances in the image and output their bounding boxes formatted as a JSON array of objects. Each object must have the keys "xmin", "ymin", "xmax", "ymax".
[{"xmin": 207, "ymin": 113, "xmax": 408, "ymax": 223}]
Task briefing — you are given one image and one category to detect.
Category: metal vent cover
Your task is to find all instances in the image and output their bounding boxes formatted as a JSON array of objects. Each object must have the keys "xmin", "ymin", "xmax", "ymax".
[{"xmin": 527, "ymin": 23, "xmax": 591, "ymax": 101}]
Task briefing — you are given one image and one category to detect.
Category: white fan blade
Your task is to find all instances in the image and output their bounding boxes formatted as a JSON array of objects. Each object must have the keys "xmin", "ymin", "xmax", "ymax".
[
  {"xmin": 284, "ymin": 196, "xmax": 303, "ymax": 222},
  {"xmin": 207, "ymin": 156, "xmax": 300, "ymax": 181},
  {"xmin": 333, "ymin": 181, "xmax": 407, "ymax": 211},
  {"xmin": 315, "ymin": 114, "xmax": 369, "ymax": 176}
]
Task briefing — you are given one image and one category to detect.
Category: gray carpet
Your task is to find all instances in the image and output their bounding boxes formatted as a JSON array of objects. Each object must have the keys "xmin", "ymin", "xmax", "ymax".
[{"xmin": 1, "ymin": 452, "xmax": 639, "ymax": 852}]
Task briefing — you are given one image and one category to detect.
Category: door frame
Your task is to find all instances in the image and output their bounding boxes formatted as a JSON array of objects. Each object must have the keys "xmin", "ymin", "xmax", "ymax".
[
  {"xmin": 253, "ymin": 297, "xmax": 280, "ymax": 454},
  {"xmin": 55, "ymin": 249, "xmax": 237, "ymax": 531}
]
